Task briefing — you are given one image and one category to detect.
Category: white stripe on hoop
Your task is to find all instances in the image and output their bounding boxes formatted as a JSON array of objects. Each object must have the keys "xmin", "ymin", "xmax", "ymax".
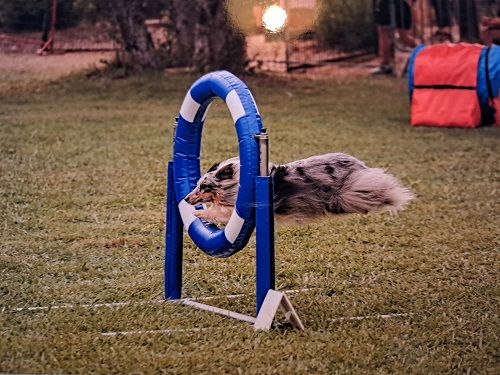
[
  {"xmin": 248, "ymin": 90, "xmax": 260, "ymax": 115},
  {"xmin": 224, "ymin": 210, "xmax": 245, "ymax": 244},
  {"xmin": 225, "ymin": 90, "xmax": 245, "ymax": 123},
  {"xmin": 201, "ymin": 101, "xmax": 213, "ymax": 122},
  {"xmin": 178, "ymin": 199, "xmax": 197, "ymax": 229},
  {"xmin": 179, "ymin": 91, "xmax": 200, "ymax": 122}
]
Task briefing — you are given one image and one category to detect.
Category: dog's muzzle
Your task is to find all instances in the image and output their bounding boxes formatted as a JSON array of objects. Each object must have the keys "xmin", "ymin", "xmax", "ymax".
[{"xmin": 185, "ymin": 192, "xmax": 201, "ymax": 205}]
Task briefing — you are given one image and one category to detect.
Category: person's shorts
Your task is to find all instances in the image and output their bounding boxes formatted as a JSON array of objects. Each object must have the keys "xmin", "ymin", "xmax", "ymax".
[{"xmin": 375, "ymin": 0, "xmax": 413, "ymax": 30}]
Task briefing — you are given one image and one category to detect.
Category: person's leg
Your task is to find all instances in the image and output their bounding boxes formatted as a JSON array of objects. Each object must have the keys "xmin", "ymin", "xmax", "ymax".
[
  {"xmin": 378, "ymin": 25, "xmax": 392, "ymax": 66},
  {"xmin": 480, "ymin": 23, "xmax": 491, "ymax": 45},
  {"xmin": 371, "ymin": 0, "xmax": 394, "ymax": 74},
  {"xmin": 431, "ymin": 0, "xmax": 452, "ymax": 28},
  {"xmin": 458, "ymin": 0, "xmax": 479, "ymax": 42},
  {"xmin": 481, "ymin": 27, "xmax": 500, "ymax": 45},
  {"xmin": 431, "ymin": 0, "xmax": 452, "ymax": 41},
  {"xmin": 398, "ymin": 29, "xmax": 417, "ymax": 48},
  {"xmin": 492, "ymin": 29, "xmax": 500, "ymax": 44},
  {"xmin": 394, "ymin": 0, "xmax": 417, "ymax": 48}
]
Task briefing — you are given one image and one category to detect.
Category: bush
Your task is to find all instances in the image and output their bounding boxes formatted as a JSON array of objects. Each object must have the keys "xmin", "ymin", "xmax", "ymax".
[
  {"xmin": 0, "ymin": 0, "xmax": 83, "ymax": 32},
  {"xmin": 315, "ymin": 0, "xmax": 376, "ymax": 52}
]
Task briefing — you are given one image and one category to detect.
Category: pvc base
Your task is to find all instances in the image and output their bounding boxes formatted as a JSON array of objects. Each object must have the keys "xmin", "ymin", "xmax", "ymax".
[{"xmin": 175, "ymin": 290, "xmax": 305, "ymax": 332}]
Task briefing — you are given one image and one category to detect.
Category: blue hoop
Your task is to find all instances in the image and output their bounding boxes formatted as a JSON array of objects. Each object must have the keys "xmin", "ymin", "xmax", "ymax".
[{"xmin": 173, "ymin": 71, "xmax": 263, "ymax": 258}]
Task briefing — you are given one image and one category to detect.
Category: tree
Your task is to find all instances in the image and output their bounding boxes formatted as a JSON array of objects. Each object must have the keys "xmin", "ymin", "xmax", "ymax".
[
  {"xmin": 95, "ymin": 0, "xmax": 247, "ymax": 73},
  {"xmin": 315, "ymin": 0, "xmax": 376, "ymax": 52},
  {"xmin": 169, "ymin": 0, "xmax": 247, "ymax": 73},
  {"xmin": 100, "ymin": 0, "xmax": 162, "ymax": 71},
  {"xmin": 2, "ymin": 0, "xmax": 247, "ymax": 73}
]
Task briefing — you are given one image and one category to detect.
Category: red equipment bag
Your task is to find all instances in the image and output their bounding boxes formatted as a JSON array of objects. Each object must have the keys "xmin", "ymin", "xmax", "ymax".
[{"xmin": 410, "ymin": 44, "xmax": 483, "ymax": 128}]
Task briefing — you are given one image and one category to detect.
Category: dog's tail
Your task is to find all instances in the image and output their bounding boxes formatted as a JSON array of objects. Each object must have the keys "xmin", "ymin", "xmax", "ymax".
[{"xmin": 337, "ymin": 168, "xmax": 414, "ymax": 214}]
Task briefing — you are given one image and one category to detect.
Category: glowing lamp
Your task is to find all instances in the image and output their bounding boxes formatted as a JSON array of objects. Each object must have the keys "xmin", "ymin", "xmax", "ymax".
[{"xmin": 262, "ymin": 5, "xmax": 287, "ymax": 33}]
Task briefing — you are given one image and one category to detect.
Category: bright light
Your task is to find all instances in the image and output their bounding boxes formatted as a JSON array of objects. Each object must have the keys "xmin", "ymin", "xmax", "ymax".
[{"xmin": 262, "ymin": 5, "xmax": 287, "ymax": 33}]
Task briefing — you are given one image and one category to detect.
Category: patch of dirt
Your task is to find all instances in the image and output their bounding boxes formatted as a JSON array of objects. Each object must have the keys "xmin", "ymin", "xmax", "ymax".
[
  {"xmin": 285, "ymin": 50, "xmax": 412, "ymax": 80},
  {"xmin": 288, "ymin": 55, "xmax": 379, "ymax": 79},
  {"xmin": 0, "ymin": 52, "xmax": 115, "ymax": 81},
  {"xmin": 0, "ymin": 24, "xmax": 116, "ymax": 54},
  {"xmin": 0, "ymin": 25, "xmax": 407, "ymax": 83}
]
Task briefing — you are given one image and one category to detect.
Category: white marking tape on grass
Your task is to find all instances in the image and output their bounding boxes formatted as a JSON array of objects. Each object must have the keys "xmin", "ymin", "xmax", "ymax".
[
  {"xmin": 9, "ymin": 300, "xmax": 164, "ymax": 313},
  {"xmin": 328, "ymin": 312, "xmax": 412, "ymax": 323},
  {"xmin": 102, "ymin": 325, "xmax": 241, "ymax": 337},
  {"xmin": 101, "ymin": 311, "xmax": 413, "ymax": 337},
  {"xmin": 10, "ymin": 288, "xmax": 319, "ymax": 313}
]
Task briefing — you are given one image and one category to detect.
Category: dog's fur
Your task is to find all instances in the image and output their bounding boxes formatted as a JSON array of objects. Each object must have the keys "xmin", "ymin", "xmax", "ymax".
[{"xmin": 186, "ymin": 153, "xmax": 413, "ymax": 225}]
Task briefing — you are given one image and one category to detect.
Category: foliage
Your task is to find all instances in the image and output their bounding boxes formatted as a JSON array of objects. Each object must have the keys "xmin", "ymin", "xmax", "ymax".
[
  {"xmin": 315, "ymin": 0, "xmax": 376, "ymax": 52},
  {"xmin": 0, "ymin": 0, "xmax": 246, "ymax": 73},
  {"xmin": 0, "ymin": 0, "xmax": 168, "ymax": 32},
  {"xmin": 85, "ymin": 0, "xmax": 169, "ymax": 23},
  {"xmin": 167, "ymin": 0, "xmax": 247, "ymax": 73},
  {"xmin": 0, "ymin": 0, "xmax": 84, "ymax": 31}
]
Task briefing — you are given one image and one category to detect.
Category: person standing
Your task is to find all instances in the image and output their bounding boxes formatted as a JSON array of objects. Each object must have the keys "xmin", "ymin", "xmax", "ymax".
[
  {"xmin": 430, "ymin": 0, "xmax": 453, "ymax": 42},
  {"xmin": 457, "ymin": 0, "xmax": 479, "ymax": 42},
  {"xmin": 371, "ymin": 0, "xmax": 417, "ymax": 75}
]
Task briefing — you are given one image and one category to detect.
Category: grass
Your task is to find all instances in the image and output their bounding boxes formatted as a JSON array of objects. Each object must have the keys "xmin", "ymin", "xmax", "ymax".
[{"xmin": 0, "ymin": 67, "xmax": 498, "ymax": 374}]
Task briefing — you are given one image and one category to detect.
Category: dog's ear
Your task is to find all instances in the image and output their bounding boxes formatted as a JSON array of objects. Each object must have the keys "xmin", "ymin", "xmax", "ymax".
[
  {"xmin": 216, "ymin": 164, "xmax": 234, "ymax": 180},
  {"xmin": 207, "ymin": 162, "xmax": 220, "ymax": 173}
]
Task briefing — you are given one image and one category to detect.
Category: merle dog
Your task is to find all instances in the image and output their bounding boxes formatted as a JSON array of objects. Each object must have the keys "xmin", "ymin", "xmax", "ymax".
[{"xmin": 185, "ymin": 153, "xmax": 413, "ymax": 225}]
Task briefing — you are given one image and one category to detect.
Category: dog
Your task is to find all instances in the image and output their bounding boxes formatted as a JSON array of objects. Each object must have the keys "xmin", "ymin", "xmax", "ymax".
[{"xmin": 185, "ymin": 153, "xmax": 413, "ymax": 226}]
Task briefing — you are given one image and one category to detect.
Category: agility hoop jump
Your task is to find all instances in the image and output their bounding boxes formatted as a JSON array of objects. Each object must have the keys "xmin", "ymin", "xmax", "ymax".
[{"xmin": 165, "ymin": 71, "xmax": 303, "ymax": 330}]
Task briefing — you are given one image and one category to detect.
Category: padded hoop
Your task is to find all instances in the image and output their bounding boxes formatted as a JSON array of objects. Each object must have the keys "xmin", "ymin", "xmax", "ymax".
[{"xmin": 173, "ymin": 71, "xmax": 263, "ymax": 258}]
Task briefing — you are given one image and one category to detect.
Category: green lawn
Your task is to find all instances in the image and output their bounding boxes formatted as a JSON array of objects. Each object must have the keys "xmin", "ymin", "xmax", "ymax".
[{"xmin": 1, "ymin": 70, "xmax": 498, "ymax": 374}]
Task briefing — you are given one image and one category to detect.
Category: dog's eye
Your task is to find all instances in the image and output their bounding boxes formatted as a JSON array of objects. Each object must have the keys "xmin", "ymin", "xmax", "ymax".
[
  {"xmin": 200, "ymin": 183, "xmax": 214, "ymax": 191},
  {"xmin": 215, "ymin": 165, "xmax": 233, "ymax": 180}
]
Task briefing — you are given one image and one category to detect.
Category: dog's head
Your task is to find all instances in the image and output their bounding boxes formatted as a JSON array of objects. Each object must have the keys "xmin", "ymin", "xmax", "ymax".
[{"xmin": 185, "ymin": 157, "xmax": 240, "ymax": 206}]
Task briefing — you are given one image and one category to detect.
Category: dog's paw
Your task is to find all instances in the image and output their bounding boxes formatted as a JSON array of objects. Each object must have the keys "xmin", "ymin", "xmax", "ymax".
[
  {"xmin": 193, "ymin": 209, "xmax": 230, "ymax": 225},
  {"xmin": 193, "ymin": 210, "xmax": 220, "ymax": 224},
  {"xmin": 193, "ymin": 210, "xmax": 212, "ymax": 221}
]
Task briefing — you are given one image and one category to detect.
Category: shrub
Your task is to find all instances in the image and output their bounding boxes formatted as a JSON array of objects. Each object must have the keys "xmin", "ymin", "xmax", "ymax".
[
  {"xmin": 0, "ymin": 0, "xmax": 83, "ymax": 32},
  {"xmin": 315, "ymin": 0, "xmax": 376, "ymax": 52}
]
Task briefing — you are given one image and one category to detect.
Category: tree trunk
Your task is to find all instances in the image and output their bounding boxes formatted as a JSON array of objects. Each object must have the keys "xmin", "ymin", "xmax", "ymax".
[
  {"xmin": 169, "ymin": 0, "xmax": 247, "ymax": 73},
  {"xmin": 169, "ymin": 0, "xmax": 196, "ymax": 66},
  {"xmin": 106, "ymin": 0, "xmax": 160, "ymax": 71}
]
